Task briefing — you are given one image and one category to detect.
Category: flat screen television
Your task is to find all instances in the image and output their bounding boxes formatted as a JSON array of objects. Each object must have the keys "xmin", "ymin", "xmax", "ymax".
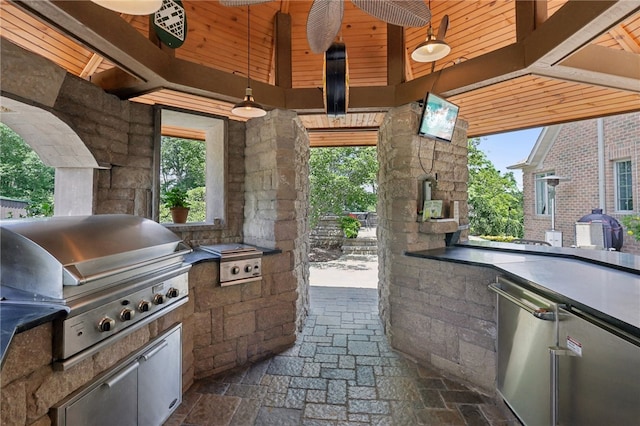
[{"xmin": 418, "ymin": 92, "xmax": 459, "ymax": 142}]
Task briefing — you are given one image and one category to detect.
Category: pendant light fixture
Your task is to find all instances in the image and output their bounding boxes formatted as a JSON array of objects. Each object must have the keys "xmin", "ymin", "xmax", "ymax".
[
  {"xmin": 411, "ymin": 0, "xmax": 451, "ymax": 63},
  {"xmin": 232, "ymin": 6, "xmax": 267, "ymax": 118},
  {"xmin": 91, "ymin": 0, "xmax": 162, "ymax": 15}
]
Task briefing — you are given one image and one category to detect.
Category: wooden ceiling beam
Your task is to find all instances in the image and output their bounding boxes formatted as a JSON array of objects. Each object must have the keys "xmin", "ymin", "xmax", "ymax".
[
  {"xmin": 523, "ymin": 0, "xmax": 640, "ymax": 67},
  {"xmin": 532, "ymin": 45, "xmax": 640, "ymax": 92},
  {"xmin": 387, "ymin": 24, "xmax": 404, "ymax": 85},
  {"xmin": 515, "ymin": 0, "xmax": 548, "ymax": 42},
  {"xmin": 10, "ymin": 0, "xmax": 639, "ymax": 117},
  {"xmin": 608, "ymin": 25, "xmax": 640, "ymax": 53},
  {"xmin": 274, "ymin": 11, "xmax": 292, "ymax": 88}
]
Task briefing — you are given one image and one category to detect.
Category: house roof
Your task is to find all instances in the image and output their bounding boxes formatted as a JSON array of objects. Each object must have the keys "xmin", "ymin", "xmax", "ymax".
[
  {"xmin": 507, "ymin": 124, "xmax": 562, "ymax": 170},
  {"xmin": 1, "ymin": 1, "xmax": 639, "ymax": 146}
]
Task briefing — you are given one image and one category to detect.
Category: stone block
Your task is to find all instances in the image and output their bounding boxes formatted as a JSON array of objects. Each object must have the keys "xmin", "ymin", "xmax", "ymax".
[
  {"xmin": 1, "ymin": 39, "xmax": 67, "ymax": 108},
  {"xmin": 458, "ymin": 340, "xmax": 496, "ymax": 392},
  {"xmin": 256, "ymin": 303, "xmax": 295, "ymax": 331},
  {"xmin": 224, "ymin": 311, "xmax": 256, "ymax": 339},
  {"xmin": 29, "ymin": 358, "xmax": 95, "ymax": 421},
  {"xmin": 110, "ymin": 165, "xmax": 151, "ymax": 189},
  {"xmin": 241, "ymin": 280, "xmax": 263, "ymax": 301},
  {"xmin": 0, "ymin": 323, "xmax": 53, "ymax": 385},
  {"xmin": 273, "ymin": 272, "xmax": 297, "ymax": 294},
  {"xmin": 1, "ymin": 378, "xmax": 26, "ymax": 426},
  {"xmin": 195, "ymin": 284, "xmax": 241, "ymax": 311}
]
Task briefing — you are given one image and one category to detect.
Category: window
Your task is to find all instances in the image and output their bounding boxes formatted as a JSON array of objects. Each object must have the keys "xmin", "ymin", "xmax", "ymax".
[
  {"xmin": 615, "ymin": 160, "xmax": 633, "ymax": 212},
  {"xmin": 157, "ymin": 108, "xmax": 225, "ymax": 224},
  {"xmin": 535, "ymin": 172, "xmax": 554, "ymax": 215}
]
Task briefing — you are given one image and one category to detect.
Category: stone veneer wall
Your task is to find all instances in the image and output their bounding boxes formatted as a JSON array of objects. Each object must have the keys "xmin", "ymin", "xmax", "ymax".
[
  {"xmin": 377, "ymin": 103, "xmax": 499, "ymax": 394},
  {"xmin": 243, "ymin": 109, "xmax": 311, "ymax": 333},
  {"xmin": 2, "ymin": 40, "xmax": 155, "ymax": 217},
  {"xmin": 0, "ymin": 304, "xmax": 194, "ymax": 425},
  {"xmin": 188, "ymin": 110, "xmax": 310, "ymax": 379}
]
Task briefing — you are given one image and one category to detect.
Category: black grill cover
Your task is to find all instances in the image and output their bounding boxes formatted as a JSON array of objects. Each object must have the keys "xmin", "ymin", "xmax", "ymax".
[{"xmin": 577, "ymin": 209, "xmax": 624, "ymax": 251}]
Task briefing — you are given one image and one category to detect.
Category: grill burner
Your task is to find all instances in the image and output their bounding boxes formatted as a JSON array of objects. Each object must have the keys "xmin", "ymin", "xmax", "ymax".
[
  {"xmin": 0, "ymin": 215, "xmax": 191, "ymax": 369},
  {"xmin": 199, "ymin": 243, "xmax": 262, "ymax": 286}
]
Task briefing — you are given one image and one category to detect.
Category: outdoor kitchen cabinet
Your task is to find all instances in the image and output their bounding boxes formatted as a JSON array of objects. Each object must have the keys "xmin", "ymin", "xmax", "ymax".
[
  {"xmin": 52, "ymin": 324, "xmax": 182, "ymax": 426},
  {"xmin": 491, "ymin": 277, "xmax": 640, "ymax": 426}
]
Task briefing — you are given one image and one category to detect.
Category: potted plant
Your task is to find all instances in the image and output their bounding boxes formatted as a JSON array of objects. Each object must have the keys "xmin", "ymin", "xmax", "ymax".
[
  {"xmin": 163, "ymin": 187, "xmax": 190, "ymax": 223},
  {"xmin": 339, "ymin": 215, "xmax": 361, "ymax": 239}
]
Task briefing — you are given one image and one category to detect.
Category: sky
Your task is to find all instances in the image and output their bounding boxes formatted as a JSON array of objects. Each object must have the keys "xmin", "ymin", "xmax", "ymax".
[{"xmin": 475, "ymin": 127, "xmax": 542, "ymax": 188}]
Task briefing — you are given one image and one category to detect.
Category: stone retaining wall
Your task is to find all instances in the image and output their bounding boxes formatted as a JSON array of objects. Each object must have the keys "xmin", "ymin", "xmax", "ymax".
[{"xmin": 310, "ymin": 216, "xmax": 343, "ymax": 248}]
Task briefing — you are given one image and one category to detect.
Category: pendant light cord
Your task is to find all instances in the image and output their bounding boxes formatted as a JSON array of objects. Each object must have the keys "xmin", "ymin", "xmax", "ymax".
[{"xmin": 247, "ymin": 6, "xmax": 251, "ymax": 89}]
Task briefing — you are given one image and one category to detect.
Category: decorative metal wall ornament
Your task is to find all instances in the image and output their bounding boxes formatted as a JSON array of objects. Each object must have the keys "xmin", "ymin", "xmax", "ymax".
[{"xmin": 153, "ymin": 0, "xmax": 187, "ymax": 48}]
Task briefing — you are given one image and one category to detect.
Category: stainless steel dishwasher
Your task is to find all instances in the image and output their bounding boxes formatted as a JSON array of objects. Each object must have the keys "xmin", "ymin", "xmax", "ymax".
[{"xmin": 490, "ymin": 276, "xmax": 640, "ymax": 426}]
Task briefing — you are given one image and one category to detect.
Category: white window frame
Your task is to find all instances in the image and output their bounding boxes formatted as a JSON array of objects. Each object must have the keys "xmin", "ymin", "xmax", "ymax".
[
  {"xmin": 155, "ymin": 107, "xmax": 226, "ymax": 225},
  {"xmin": 614, "ymin": 159, "xmax": 633, "ymax": 213},
  {"xmin": 535, "ymin": 172, "xmax": 554, "ymax": 216}
]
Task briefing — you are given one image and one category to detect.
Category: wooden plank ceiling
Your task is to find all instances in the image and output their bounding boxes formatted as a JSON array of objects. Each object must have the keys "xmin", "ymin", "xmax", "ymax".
[{"xmin": 1, "ymin": 0, "xmax": 639, "ymax": 146}]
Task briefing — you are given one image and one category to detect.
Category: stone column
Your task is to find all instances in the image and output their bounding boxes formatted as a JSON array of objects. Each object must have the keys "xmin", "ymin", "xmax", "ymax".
[
  {"xmin": 243, "ymin": 109, "xmax": 311, "ymax": 332},
  {"xmin": 377, "ymin": 104, "xmax": 497, "ymax": 394}
]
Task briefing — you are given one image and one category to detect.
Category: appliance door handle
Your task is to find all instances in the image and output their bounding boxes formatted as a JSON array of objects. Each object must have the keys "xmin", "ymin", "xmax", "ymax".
[
  {"xmin": 140, "ymin": 340, "xmax": 168, "ymax": 362},
  {"xmin": 103, "ymin": 361, "xmax": 139, "ymax": 388},
  {"xmin": 488, "ymin": 283, "xmax": 555, "ymax": 320}
]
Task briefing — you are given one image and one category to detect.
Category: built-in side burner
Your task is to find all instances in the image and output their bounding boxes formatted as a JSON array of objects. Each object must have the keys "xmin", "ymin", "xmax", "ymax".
[{"xmin": 199, "ymin": 243, "xmax": 263, "ymax": 286}]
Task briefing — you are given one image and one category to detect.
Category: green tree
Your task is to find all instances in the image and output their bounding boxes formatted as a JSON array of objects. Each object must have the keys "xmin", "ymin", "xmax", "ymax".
[
  {"xmin": 160, "ymin": 136, "xmax": 206, "ymax": 223},
  {"xmin": 0, "ymin": 124, "xmax": 54, "ymax": 216},
  {"xmin": 309, "ymin": 147, "xmax": 378, "ymax": 227},
  {"xmin": 468, "ymin": 138, "xmax": 523, "ymax": 237},
  {"xmin": 160, "ymin": 136, "xmax": 206, "ymax": 192}
]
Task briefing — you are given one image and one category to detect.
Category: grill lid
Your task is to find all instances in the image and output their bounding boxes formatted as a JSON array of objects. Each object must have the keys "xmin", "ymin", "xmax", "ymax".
[{"xmin": 1, "ymin": 215, "xmax": 189, "ymax": 299}]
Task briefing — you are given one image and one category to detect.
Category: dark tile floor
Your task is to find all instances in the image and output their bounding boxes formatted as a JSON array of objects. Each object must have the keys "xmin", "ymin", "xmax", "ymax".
[{"xmin": 166, "ymin": 286, "xmax": 519, "ymax": 426}]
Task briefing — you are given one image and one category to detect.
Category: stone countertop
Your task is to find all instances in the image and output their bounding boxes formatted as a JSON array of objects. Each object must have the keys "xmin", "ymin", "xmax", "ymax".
[
  {"xmin": 405, "ymin": 242, "xmax": 640, "ymax": 338},
  {"xmin": 0, "ymin": 300, "xmax": 68, "ymax": 368}
]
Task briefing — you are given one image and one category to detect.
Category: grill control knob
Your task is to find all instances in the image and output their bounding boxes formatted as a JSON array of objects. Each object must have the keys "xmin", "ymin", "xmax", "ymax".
[
  {"xmin": 153, "ymin": 294, "xmax": 165, "ymax": 305},
  {"xmin": 166, "ymin": 287, "xmax": 179, "ymax": 298},
  {"xmin": 231, "ymin": 266, "xmax": 240, "ymax": 275},
  {"xmin": 98, "ymin": 317, "xmax": 116, "ymax": 332},
  {"xmin": 244, "ymin": 265, "xmax": 253, "ymax": 273},
  {"xmin": 138, "ymin": 300, "xmax": 151, "ymax": 312},
  {"xmin": 120, "ymin": 308, "xmax": 135, "ymax": 321}
]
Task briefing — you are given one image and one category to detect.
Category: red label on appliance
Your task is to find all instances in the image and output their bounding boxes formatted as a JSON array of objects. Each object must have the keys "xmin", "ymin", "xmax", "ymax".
[{"xmin": 567, "ymin": 335, "xmax": 583, "ymax": 357}]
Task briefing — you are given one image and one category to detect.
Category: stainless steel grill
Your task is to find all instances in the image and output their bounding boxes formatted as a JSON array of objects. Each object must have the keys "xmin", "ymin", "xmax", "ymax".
[
  {"xmin": 199, "ymin": 243, "xmax": 262, "ymax": 286},
  {"xmin": 0, "ymin": 214, "xmax": 191, "ymax": 369}
]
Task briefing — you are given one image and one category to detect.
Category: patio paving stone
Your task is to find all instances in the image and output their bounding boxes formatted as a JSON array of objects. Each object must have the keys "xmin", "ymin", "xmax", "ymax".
[{"xmin": 167, "ymin": 286, "xmax": 517, "ymax": 425}]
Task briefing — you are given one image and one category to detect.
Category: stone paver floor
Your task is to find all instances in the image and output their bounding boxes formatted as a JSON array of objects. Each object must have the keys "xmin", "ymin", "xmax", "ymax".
[{"xmin": 166, "ymin": 286, "xmax": 519, "ymax": 425}]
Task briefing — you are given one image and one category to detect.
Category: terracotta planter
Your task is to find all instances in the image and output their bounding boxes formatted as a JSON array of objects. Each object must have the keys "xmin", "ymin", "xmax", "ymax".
[{"xmin": 170, "ymin": 207, "xmax": 189, "ymax": 224}]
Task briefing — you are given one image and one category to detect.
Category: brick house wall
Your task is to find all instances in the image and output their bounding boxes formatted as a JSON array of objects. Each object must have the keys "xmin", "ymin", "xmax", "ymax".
[{"xmin": 515, "ymin": 112, "xmax": 640, "ymax": 254}]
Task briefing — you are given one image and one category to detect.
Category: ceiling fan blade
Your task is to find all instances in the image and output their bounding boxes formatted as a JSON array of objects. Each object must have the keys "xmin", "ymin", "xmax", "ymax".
[
  {"xmin": 351, "ymin": 0, "xmax": 430, "ymax": 27},
  {"xmin": 307, "ymin": 0, "xmax": 344, "ymax": 54},
  {"xmin": 436, "ymin": 14, "xmax": 449, "ymax": 40},
  {"xmin": 219, "ymin": 0, "xmax": 272, "ymax": 6}
]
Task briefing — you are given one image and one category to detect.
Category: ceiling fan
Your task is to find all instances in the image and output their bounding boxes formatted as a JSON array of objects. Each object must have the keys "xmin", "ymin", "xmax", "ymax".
[{"xmin": 220, "ymin": 0, "xmax": 432, "ymax": 53}]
